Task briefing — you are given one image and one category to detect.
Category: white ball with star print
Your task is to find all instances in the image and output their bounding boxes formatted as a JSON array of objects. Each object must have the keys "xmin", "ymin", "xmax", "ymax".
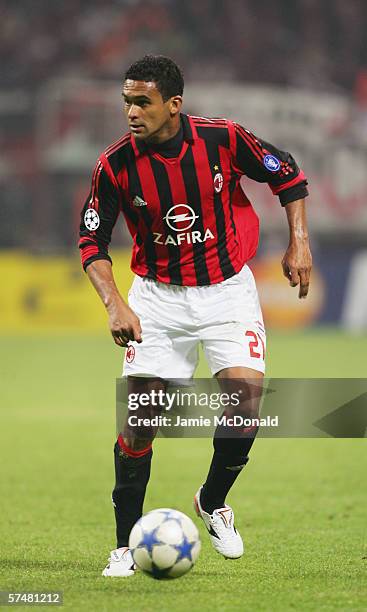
[{"xmin": 129, "ymin": 507, "xmax": 201, "ymax": 579}]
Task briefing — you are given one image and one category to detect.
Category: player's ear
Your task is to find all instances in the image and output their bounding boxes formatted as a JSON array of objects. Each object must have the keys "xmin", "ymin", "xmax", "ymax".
[{"xmin": 169, "ymin": 95, "xmax": 182, "ymax": 116}]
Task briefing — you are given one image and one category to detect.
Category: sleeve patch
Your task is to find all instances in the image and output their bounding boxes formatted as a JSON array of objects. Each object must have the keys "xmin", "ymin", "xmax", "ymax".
[
  {"xmin": 84, "ymin": 208, "xmax": 100, "ymax": 231},
  {"xmin": 263, "ymin": 154, "xmax": 281, "ymax": 172}
]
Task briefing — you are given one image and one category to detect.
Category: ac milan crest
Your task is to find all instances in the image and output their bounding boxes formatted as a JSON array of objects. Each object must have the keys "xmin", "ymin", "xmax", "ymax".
[
  {"xmin": 214, "ymin": 172, "xmax": 223, "ymax": 193},
  {"xmin": 126, "ymin": 345, "xmax": 135, "ymax": 363}
]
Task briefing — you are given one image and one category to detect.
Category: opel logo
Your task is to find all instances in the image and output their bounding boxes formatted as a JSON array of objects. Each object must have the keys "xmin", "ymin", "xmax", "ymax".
[{"xmin": 164, "ymin": 204, "xmax": 199, "ymax": 232}]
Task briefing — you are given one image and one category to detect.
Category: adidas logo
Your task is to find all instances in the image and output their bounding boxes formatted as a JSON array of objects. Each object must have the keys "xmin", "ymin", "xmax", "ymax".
[{"xmin": 133, "ymin": 195, "xmax": 147, "ymax": 207}]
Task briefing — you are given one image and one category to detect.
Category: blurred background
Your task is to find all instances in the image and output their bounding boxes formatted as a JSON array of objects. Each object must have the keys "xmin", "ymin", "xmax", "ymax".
[{"xmin": 1, "ymin": 0, "xmax": 367, "ymax": 333}]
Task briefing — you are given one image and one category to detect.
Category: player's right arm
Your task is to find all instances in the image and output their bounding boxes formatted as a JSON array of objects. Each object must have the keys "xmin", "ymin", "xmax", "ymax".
[
  {"xmin": 79, "ymin": 158, "xmax": 142, "ymax": 347},
  {"xmin": 86, "ymin": 259, "xmax": 142, "ymax": 347}
]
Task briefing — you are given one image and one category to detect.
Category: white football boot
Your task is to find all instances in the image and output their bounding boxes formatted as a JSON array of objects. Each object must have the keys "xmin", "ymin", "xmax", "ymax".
[
  {"xmin": 194, "ymin": 486, "xmax": 244, "ymax": 559},
  {"xmin": 102, "ymin": 547, "xmax": 136, "ymax": 577}
]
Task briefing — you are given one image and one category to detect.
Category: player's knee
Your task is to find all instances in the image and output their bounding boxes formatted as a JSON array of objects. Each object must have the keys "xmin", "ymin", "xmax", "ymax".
[{"xmin": 235, "ymin": 397, "xmax": 261, "ymax": 419}]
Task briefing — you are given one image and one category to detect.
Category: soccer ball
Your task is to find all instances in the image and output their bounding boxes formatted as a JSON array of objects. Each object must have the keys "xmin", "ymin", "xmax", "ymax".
[{"xmin": 129, "ymin": 508, "xmax": 201, "ymax": 579}]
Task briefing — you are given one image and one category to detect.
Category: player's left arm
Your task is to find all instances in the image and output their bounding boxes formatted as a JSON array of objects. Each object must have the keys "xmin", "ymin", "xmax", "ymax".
[
  {"xmin": 281, "ymin": 198, "xmax": 312, "ymax": 299},
  {"xmin": 230, "ymin": 122, "xmax": 312, "ymax": 298}
]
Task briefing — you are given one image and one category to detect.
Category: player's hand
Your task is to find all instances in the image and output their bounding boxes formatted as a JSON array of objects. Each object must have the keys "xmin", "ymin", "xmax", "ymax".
[
  {"xmin": 281, "ymin": 238, "xmax": 312, "ymax": 299},
  {"xmin": 107, "ymin": 298, "xmax": 142, "ymax": 347}
]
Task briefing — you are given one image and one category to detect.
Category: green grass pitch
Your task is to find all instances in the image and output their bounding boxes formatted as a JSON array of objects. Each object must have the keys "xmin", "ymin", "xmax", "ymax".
[{"xmin": 0, "ymin": 329, "xmax": 366, "ymax": 611}]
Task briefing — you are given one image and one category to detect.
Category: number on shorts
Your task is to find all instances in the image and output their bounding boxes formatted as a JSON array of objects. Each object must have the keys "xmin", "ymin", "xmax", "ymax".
[{"xmin": 245, "ymin": 330, "xmax": 265, "ymax": 360}]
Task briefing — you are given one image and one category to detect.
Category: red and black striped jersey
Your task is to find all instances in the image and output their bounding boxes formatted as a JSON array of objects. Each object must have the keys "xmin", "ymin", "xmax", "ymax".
[{"xmin": 79, "ymin": 113, "xmax": 308, "ymax": 286}]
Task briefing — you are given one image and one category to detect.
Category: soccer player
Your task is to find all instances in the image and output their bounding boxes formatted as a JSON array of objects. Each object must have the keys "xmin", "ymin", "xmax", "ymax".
[{"xmin": 79, "ymin": 55, "xmax": 311, "ymax": 576}]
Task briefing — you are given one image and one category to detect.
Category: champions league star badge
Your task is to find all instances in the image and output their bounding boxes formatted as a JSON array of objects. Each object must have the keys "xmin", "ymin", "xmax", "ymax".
[
  {"xmin": 264, "ymin": 154, "xmax": 281, "ymax": 172},
  {"xmin": 84, "ymin": 208, "xmax": 100, "ymax": 230}
]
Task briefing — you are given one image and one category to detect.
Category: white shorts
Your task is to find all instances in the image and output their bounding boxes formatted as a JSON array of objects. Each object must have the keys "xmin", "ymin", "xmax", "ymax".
[{"xmin": 123, "ymin": 264, "xmax": 266, "ymax": 378}]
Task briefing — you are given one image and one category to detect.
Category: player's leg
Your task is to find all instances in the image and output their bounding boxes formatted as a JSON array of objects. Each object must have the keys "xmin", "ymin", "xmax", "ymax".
[
  {"xmin": 194, "ymin": 367, "xmax": 263, "ymax": 559},
  {"xmin": 113, "ymin": 376, "xmax": 167, "ymax": 549},
  {"xmin": 200, "ymin": 367, "xmax": 263, "ymax": 514},
  {"xmin": 103, "ymin": 375, "xmax": 167, "ymax": 577},
  {"xmin": 196, "ymin": 264, "xmax": 265, "ymax": 558}
]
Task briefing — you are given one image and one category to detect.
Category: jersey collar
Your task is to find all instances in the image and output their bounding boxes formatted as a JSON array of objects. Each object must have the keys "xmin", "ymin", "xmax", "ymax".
[{"xmin": 131, "ymin": 113, "xmax": 197, "ymax": 157}]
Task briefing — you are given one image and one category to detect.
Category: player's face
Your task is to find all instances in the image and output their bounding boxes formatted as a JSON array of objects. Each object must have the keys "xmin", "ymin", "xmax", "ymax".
[{"xmin": 123, "ymin": 80, "xmax": 181, "ymax": 143}]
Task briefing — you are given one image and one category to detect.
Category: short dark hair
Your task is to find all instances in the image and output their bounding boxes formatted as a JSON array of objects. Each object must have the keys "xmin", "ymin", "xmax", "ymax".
[{"xmin": 124, "ymin": 55, "xmax": 184, "ymax": 101}]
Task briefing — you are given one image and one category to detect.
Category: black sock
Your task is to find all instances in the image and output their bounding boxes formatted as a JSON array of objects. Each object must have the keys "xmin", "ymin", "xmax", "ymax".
[
  {"xmin": 200, "ymin": 426, "xmax": 258, "ymax": 514},
  {"xmin": 112, "ymin": 442, "xmax": 153, "ymax": 548}
]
